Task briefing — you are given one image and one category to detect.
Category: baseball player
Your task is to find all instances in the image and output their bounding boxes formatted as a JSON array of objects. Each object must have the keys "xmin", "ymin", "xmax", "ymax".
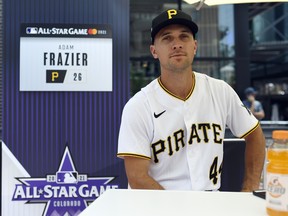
[{"xmin": 117, "ymin": 9, "xmax": 266, "ymax": 191}]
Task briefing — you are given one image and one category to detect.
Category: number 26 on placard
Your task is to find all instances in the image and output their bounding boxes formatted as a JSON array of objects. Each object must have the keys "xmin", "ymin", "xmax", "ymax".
[{"xmin": 73, "ymin": 72, "xmax": 82, "ymax": 81}]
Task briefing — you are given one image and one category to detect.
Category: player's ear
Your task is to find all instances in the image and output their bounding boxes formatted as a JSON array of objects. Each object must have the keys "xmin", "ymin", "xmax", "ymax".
[
  {"xmin": 193, "ymin": 40, "xmax": 198, "ymax": 55},
  {"xmin": 150, "ymin": 45, "xmax": 158, "ymax": 59}
]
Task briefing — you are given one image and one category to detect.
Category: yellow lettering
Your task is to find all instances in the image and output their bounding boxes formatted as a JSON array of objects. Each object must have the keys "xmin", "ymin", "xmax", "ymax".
[
  {"xmin": 167, "ymin": 9, "xmax": 177, "ymax": 19},
  {"xmin": 52, "ymin": 72, "xmax": 59, "ymax": 81}
]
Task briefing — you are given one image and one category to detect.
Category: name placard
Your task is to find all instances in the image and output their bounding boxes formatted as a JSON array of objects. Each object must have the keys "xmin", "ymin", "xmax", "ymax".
[{"xmin": 20, "ymin": 24, "xmax": 112, "ymax": 91}]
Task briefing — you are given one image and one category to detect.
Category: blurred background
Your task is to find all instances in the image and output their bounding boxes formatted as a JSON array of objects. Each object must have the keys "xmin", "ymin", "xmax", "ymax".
[
  {"xmin": 129, "ymin": 0, "xmax": 288, "ymax": 123},
  {"xmin": 0, "ymin": 0, "xmax": 287, "ymax": 136}
]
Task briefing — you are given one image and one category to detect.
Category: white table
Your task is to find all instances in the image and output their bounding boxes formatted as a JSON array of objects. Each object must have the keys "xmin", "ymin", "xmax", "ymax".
[{"xmin": 80, "ymin": 189, "xmax": 267, "ymax": 216}]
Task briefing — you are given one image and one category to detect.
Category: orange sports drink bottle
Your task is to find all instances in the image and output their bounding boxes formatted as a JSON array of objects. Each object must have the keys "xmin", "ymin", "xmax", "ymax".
[{"xmin": 266, "ymin": 130, "xmax": 288, "ymax": 216}]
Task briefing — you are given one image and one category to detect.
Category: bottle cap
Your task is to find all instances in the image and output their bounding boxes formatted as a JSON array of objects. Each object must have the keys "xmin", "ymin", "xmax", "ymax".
[{"xmin": 272, "ymin": 130, "xmax": 288, "ymax": 140}]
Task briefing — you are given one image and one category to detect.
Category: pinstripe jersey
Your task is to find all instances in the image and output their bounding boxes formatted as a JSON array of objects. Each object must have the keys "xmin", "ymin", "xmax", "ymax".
[{"xmin": 117, "ymin": 72, "xmax": 259, "ymax": 190}]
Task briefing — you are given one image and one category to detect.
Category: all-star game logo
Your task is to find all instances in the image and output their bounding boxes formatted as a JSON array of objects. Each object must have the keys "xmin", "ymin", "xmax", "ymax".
[{"xmin": 12, "ymin": 146, "xmax": 119, "ymax": 216}]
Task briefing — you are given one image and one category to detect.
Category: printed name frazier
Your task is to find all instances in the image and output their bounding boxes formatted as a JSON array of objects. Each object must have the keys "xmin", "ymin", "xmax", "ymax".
[{"xmin": 44, "ymin": 52, "xmax": 88, "ymax": 66}]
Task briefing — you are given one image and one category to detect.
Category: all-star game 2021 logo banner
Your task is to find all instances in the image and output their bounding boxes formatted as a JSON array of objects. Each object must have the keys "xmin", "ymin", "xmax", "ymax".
[{"xmin": 12, "ymin": 146, "xmax": 119, "ymax": 216}]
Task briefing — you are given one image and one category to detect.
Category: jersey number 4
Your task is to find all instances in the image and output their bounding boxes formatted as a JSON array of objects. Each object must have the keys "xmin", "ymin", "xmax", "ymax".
[{"xmin": 209, "ymin": 156, "xmax": 223, "ymax": 185}]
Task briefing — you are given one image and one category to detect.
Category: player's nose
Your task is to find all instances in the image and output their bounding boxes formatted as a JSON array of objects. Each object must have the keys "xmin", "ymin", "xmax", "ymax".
[{"xmin": 172, "ymin": 41, "xmax": 183, "ymax": 50}]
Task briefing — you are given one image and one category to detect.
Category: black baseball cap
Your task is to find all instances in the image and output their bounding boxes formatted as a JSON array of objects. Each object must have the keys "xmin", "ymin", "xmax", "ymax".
[{"xmin": 151, "ymin": 9, "xmax": 198, "ymax": 44}]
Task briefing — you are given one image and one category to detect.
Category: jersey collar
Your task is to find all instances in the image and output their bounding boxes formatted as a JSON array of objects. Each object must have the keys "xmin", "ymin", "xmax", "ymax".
[{"xmin": 157, "ymin": 72, "xmax": 196, "ymax": 101}]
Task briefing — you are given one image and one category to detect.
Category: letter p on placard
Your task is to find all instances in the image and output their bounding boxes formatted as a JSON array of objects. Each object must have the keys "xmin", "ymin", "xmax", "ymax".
[
  {"xmin": 52, "ymin": 72, "xmax": 59, "ymax": 81},
  {"xmin": 46, "ymin": 70, "xmax": 67, "ymax": 83}
]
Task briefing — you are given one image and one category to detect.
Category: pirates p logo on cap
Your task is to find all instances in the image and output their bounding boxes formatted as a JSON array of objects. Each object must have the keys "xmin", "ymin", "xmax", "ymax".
[
  {"xmin": 167, "ymin": 9, "xmax": 177, "ymax": 19},
  {"xmin": 151, "ymin": 9, "xmax": 198, "ymax": 44}
]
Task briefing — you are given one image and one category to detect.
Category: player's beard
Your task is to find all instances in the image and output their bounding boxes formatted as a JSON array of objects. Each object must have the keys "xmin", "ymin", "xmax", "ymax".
[{"xmin": 163, "ymin": 57, "xmax": 193, "ymax": 73}]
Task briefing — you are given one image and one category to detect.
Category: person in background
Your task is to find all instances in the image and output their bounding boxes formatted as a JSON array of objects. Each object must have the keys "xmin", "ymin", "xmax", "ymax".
[{"xmin": 243, "ymin": 87, "xmax": 265, "ymax": 120}]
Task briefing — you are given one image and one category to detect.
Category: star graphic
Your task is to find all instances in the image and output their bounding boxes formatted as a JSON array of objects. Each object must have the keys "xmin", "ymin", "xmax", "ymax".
[
  {"xmin": 38, "ymin": 189, "xmax": 44, "ymax": 195},
  {"xmin": 12, "ymin": 146, "xmax": 118, "ymax": 216}
]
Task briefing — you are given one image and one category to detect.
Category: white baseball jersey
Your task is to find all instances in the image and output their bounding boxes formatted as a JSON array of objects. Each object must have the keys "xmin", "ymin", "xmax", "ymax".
[{"xmin": 117, "ymin": 72, "xmax": 259, "ymax": 190}]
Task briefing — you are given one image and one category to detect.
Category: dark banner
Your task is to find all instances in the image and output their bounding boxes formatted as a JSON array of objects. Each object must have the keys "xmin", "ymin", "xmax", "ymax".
[{"xmin": 2, "ymin": 0, "xmax": 130, "ymax": 215}]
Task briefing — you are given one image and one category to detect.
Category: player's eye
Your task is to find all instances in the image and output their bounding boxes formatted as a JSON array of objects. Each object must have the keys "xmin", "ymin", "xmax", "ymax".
[
  {"xmin": 180, "ymin": 34, "xmax": 190, "ymax": 40},
  {"xmin": 162, "ymin": 36, "xmax": 170, "ymax": 41}
]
